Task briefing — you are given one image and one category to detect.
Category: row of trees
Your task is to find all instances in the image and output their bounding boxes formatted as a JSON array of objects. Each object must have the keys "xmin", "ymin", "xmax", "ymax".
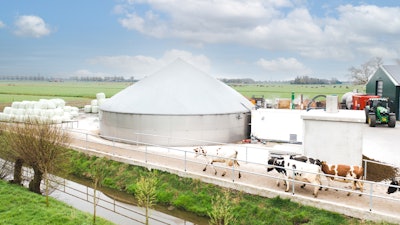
[{"xmin": 290, "ymin": 76, "xmax": 341, "ymax": 85}]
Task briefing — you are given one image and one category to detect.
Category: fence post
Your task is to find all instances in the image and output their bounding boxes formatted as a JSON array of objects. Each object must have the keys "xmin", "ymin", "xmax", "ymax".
[
  {"xmin": 145, "ymin": 146, "xmax": 148, "ymax": 163},
  {"xmin": 85, "ymin": 133, "xmax": 88, "ymax": 150},
  {"xmin": 364, "ymin": 160, "xmax": 368, "ymax": 181},
  {"xmin": 369, "ymin": 182, "xmax": 373, "ymax": 211},
  {"xmin": 184, "ymin": 151, "xmax": 187, "ymax": 172}
]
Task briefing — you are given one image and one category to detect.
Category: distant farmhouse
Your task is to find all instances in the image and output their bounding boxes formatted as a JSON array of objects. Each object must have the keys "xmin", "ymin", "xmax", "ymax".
[{"xmin": 366, "ymin": 65, "xmax": 400, "ymax": 120}]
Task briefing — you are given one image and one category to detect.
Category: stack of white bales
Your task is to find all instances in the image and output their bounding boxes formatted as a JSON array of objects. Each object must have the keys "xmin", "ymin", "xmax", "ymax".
[
  {"xmin": 0, "ymin": 98, "xmax": 79, "ymax": 123},
  {"xmin": 84, "ymin": 93, "xmax": 107, "ymax": 114}
]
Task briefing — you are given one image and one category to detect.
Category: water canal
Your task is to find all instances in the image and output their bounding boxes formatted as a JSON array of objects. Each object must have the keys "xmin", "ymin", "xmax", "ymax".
[{"xmin": 52, "ymin": 176, "xmax": 209, "ymax": 225}]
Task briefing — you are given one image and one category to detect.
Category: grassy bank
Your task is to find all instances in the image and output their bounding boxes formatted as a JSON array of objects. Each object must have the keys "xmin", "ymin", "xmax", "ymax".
[
  {"xmin": 69, "ymin": 151, "xmax": 392, "ymax": 225},
  {"xmin": 0, "ymin": 179, "xmax": 114, "ymax": 225}
]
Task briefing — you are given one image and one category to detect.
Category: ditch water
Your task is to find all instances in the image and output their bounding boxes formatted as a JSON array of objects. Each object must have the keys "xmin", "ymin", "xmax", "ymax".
[
  {"xmin": 50, "ymin": 176, "xmax": 209, "ymax": 225},
  {"xmin": 0, "ymin": 159, "xmax": 208, "ymax": 225}
]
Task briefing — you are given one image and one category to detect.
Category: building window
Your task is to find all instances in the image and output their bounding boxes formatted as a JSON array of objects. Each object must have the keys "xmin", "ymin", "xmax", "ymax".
[{"xmin": 376, "ymin": 80, "xmax": 383, "ymax": 96}]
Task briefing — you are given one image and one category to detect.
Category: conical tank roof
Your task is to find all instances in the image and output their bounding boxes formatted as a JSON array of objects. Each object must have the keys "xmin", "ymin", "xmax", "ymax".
[{"xmin": 100, "ymin": 59, "xmax": 254, "ymax": 115}]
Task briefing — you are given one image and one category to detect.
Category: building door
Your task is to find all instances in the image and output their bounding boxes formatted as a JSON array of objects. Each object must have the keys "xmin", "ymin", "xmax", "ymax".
[{"xmin": 376, "ymin": 80, "xmax": 383, "ymax": 96}]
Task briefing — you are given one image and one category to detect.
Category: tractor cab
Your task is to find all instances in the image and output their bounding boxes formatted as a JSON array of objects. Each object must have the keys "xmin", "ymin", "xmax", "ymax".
[{"xmin": 365, "ymin": 98, "xmax": 396, "ymax": 127}]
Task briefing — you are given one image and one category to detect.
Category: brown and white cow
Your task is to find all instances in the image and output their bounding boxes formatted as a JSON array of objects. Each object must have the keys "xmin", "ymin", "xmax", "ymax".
[
  {"xmin": 194, "ymin": 146, "xmax": 241, "ymax": 179},
  {"xmin": 320, "ymin": 161, "xmax": 364, "ymax": 196}
]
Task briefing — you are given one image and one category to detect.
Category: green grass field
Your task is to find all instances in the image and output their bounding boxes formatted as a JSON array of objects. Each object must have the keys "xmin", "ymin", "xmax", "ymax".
[
  {"xmin": 0, "ymin": 81, "xmax": 364, "ymax": 110},
  {"xmin": 0, "ymin": 180, "xmax": 114, "ymax": 225}
]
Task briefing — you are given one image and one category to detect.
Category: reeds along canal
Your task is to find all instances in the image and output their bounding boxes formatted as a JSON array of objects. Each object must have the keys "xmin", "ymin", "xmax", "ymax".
[{"xmin": 50, "ymin": 175, "xmax": 209, "ymax": 225}]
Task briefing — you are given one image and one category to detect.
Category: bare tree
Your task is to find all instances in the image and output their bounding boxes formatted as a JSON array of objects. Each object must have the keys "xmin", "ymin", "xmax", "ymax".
[
  {"xmin": 88, "ymin": 156, "xmax": 109, "ymax": 225},
  {"xmin": 4, "ymin": 120, "xmax": 70, "ymax": 203},
  {"xmin": 348, "ymin": 57, "xmax": 383, "ymax": 85}
]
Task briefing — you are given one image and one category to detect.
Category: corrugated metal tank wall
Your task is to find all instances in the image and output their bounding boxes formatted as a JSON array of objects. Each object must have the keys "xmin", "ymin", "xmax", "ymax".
[{"xmin": 99, "ymin": 110, "xmax": 251, "ymax": 146}]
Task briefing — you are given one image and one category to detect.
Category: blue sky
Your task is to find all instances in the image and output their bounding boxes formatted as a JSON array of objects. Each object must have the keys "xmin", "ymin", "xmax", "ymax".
[{"xmin": 1, "ymin": 0, "xmax": 400, "ymax": 81}]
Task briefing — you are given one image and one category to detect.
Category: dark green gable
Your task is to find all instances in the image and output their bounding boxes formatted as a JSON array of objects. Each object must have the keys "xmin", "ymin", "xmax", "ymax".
[{"xmin": 366, "ymin": 65, "xmax": 400, "ymax": 120}]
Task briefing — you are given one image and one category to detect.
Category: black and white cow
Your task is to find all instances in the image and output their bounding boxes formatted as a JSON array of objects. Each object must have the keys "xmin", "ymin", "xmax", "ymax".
[
  {"xmin": 387, "ymin": 178, "xmax": 399, "ymax": 194},
  {"xmin": 290, "ymin": 154, "xmax": 322, "ymax": 166},
  {"xmin": 267, "ymin": 155, "xmax": 322, "ymax": 197}
]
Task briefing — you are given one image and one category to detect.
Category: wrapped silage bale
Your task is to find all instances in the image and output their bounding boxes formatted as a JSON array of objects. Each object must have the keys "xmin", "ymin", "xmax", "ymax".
[
  {"xmin": 33, "ymin": 108, "xmax": 41, "ymax": 116},
  {"xmin": 54, "ymin": 108, "xmax": 64, "ymax": 116},
  {"xmin": 84, "ymin": 105, "xmax": 92, "ymax": 113},
  {"xmin": 0, "ymin": 113, "xmax": 5, "ymax": 122},
  {"xmin": 15, "ymin": 108, "xmax": 25, "ymax": 116},
  {"xmin": 11, "ymin": 101, "xmax": 21, "ymax": 109},
  {"xmin": 52, "ymin": 98, "xmax": 65, "ymax": 108},
  {"xmin": 91, "ymin": 99, "xmax": 98, "ymax": 106},
  {"xmin": 3, "ymin": 107, "xmax": 12, "ymax": 114},
  {"xmin": 37, "ymin": 99, "xmax": 49, "ymax": 109},
  {"xmin": 91, "ymin": 105, "xmax": 99, "ymax": 113},
  {"xmin": 96, "ymin": 92, "xmax": 106, "ymax": 100},
  {"xmin": 47, "ymin": 100, "xmax": 56, "ymax": 109},
  {"xmin": 70, "ymin": 107, "xmax": 79, "ymax": 118}
]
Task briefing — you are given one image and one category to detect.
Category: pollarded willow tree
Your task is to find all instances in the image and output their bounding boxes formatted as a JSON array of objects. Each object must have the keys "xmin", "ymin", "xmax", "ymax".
[{"xmin": 3, "ymin": 120, "xmax": 71, "ymax": 205}]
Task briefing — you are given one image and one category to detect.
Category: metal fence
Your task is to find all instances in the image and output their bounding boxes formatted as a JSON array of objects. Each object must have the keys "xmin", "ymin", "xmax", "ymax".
[
  {"xmin": 66, "ymin": 128, "xmax": 400, "ymax": 222},
  {"xmin": 2, "ymin": 162, "xmax": 188, "ymax": 225}
]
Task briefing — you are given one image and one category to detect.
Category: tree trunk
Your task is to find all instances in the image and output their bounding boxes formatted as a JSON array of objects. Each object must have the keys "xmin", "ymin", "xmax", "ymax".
[
  {"xmin": 29, "ymin": 166, "xmax": 43, "ymax": 194},
  {"xmin": 10, "ymin": 158, "xmax": 23, "ymax": 185}
]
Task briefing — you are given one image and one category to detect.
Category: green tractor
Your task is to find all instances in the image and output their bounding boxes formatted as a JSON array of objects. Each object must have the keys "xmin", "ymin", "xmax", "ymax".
[{"xmin": 365, "ymin": 98, "xmax": 396, "ymax": 128}]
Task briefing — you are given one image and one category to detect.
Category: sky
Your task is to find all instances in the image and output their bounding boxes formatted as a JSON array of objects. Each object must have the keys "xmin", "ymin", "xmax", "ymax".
[{"xmin": 1, "ymin": 0, "xmax": 400, "ymax": 81}]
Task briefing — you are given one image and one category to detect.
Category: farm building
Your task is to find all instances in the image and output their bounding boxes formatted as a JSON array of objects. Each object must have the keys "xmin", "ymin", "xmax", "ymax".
[
  {"xmin": 366, "ymin": 65, "xmax": 400, "ymax": 120},
  {"xmin": 99, "ymin": 59, "xmax": 254, "ymax": 146}
]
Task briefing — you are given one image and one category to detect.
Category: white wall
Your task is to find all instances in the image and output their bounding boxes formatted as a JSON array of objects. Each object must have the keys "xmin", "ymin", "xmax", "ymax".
[
  {"xmin": 251, "ymin": 109, "xmax": 304, "ymax": 142},
  {"xmin": 302, "ymin": 110, "xmax": 365, "ymax": 166}
]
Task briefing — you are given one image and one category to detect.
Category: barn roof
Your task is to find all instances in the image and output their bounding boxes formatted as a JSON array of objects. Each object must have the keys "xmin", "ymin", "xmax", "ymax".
[
  {"xmin": 100, "ymin": 59, "xmax": 254, "ymax": 115},
  {"xmin": 381, "ymin": 65, "xmax": 400, "ymax": 86}
]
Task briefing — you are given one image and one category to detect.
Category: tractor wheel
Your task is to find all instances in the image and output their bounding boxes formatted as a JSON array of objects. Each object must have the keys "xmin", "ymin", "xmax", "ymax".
[
  {"xmin": 388, "ymin": 115, "xmax": 396, "ymax": 128},
  {"xmin": 369, "ymin": 114, "xmax": 376, "ymax": 127}
]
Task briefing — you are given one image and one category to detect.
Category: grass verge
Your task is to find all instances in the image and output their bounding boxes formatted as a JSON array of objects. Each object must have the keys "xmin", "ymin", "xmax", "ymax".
[{"xmin": 0, "ymin": 179, "xmax": 114, "ymax": 225}]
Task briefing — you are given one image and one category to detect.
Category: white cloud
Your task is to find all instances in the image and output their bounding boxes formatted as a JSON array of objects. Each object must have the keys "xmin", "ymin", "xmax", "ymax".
[
  {"xmin": 87, "ymin": 49, "xmax": 211, "ymax": 78},
  {"xmin": 256, "ymin": 57, "xmax": 311, "ymax": 75},
  {"xmin": 115, "ymin": 1, "xmax": 400, "ymax": 61},
  {"xmin": 14, "ymin": 15, "xmax": 51, "ymax": 38},
  {"xmin": 0, "ymin": 20, "xmax": 5, "ymax": 28}
]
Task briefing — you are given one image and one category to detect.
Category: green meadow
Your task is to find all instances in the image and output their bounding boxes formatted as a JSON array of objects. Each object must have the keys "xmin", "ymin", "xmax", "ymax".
[{"xmin": 0, "ymin": 81, "xmax": 364, "ymax": 110}]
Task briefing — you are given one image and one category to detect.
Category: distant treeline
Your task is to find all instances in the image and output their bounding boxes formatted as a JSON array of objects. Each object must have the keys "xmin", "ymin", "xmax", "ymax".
[
  {"xmin": 290, "ymin": 76, "xmax": 342, "ymax": 85},
  {"xmin": 69, "ymin": 76, "xmax": 135, "ymax": 82},
  {"xmin": 0, "ymin": 74, "xmax": 342, "ymax": 84},
  {"xmin": 0, "ymin": 75, "xmax": 135, "ymax": 82},
  {"xmin": 219, "ymin": 76, "xmax": 343, "ymax": 85}
]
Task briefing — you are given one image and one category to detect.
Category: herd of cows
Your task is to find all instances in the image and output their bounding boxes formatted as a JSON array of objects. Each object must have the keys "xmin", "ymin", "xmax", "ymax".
[{"xmin": 193, "ymin": 146, "xmax": 400, "ymax": 197}]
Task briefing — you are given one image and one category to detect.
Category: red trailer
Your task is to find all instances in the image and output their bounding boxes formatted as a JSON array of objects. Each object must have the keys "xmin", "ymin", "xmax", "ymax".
[{"xmin": 352, "ymin": 95, "xmax": 380, "ymax": 110}]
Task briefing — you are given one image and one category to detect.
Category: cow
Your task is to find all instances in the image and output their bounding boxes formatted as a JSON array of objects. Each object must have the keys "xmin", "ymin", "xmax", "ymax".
[
  {"xmin": 289, "ymin": 154, "xmax": 322, "ymax": 189},
  {"xmin": 320, "ymin": 161, "xmax": 364, "ymax": 196},
  {"xmin": 290, "ymin": 155, "xmax": 321, "ymax": 166},
  {"xmin": 267, "ymin": 155, "xmax": 322, "ymax": 197},
  {"xmin": 193, "ymin": 146, "xmax": 241, "ymax": 179},
  {"xmin": 387, "ymin": 178, "xmax": 399, "ymax": 194}
]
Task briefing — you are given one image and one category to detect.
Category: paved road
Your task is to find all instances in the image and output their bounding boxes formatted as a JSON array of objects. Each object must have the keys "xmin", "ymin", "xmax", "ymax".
[{"xmin": 363, "ymin": 121, "xmax": 400, "ymax": 167}]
